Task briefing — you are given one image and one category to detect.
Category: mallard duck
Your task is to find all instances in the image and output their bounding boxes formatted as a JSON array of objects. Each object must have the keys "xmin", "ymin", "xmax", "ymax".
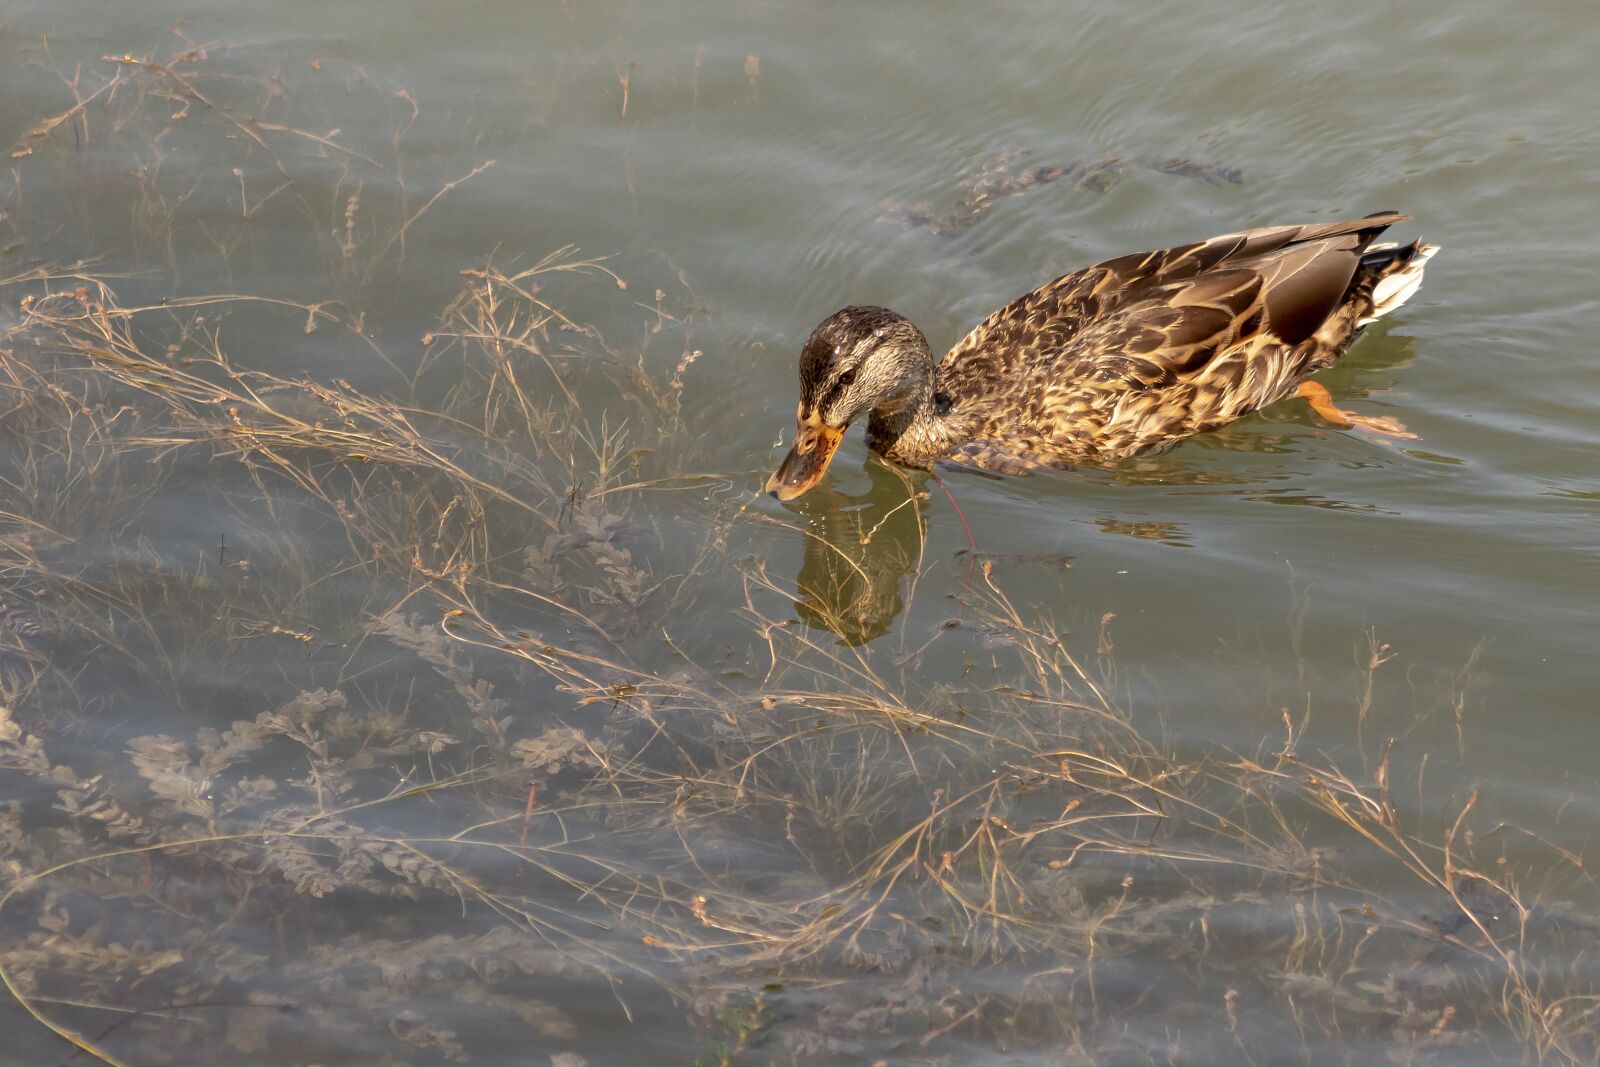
[{"xmin": 766, "ymin": 212, "xmax": 1437, "ymax": 500}]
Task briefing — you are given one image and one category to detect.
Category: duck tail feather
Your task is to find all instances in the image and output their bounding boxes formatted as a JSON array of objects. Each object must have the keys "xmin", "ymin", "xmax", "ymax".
[{"xmin": 1359, "ymin": 239, "xmax": 1439, "ymax": 325}]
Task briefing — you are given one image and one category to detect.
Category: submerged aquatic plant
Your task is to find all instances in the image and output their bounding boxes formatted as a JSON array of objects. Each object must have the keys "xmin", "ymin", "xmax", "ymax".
[
  {"xmin": 0, "ymin": 33, "xmax": 1593, "ymax": 1067},
  {"xmin": 5, "ymin": 267, "xmax": 1597, "ymax": 1064}
]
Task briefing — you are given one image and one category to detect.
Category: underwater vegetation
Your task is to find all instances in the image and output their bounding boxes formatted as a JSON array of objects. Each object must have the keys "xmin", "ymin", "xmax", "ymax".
[{"xmin": 0, "ymin": 35, "xmax": 1594, "ymax": 1067}]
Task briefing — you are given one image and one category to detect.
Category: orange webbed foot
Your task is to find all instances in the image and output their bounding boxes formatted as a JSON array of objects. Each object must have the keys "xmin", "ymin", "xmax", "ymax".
[{"xmin": 1297, "ymin": 381, "xmax": 1418, "ymax": 441}]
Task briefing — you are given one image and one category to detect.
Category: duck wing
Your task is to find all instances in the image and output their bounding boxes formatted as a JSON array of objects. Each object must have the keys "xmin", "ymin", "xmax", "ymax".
[{"xmin": 938, "ymin": 213, "xmax": 1410, "ymax": 405}]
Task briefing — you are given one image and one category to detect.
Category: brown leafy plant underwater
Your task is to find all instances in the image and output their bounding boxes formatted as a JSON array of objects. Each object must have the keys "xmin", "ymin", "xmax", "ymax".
[{"xmin": 0, "ymin": 38, "xmax": 1597, "ymax": 1067}]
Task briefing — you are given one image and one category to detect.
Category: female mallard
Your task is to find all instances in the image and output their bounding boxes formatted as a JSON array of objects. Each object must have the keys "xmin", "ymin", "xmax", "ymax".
[{"xmin": 767, "ymin": 213, "xmax": 1437, "ymax": 500}]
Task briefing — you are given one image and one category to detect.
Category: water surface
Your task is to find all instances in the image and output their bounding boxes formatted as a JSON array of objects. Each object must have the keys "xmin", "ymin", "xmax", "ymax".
[{"xmin": 1, "ymin": 1, "xmax": 1597, "ymax": 1064}]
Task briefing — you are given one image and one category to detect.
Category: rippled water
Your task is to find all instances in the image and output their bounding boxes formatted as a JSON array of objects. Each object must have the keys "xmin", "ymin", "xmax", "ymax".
[{"xmin": 2, "ymin": 1, "xmax": 1597, "ymax": 1063}]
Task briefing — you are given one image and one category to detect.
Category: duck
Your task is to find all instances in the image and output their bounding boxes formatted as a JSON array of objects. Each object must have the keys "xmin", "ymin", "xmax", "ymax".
[{"xmin": 766, "ymin": 212, "xmax": 1437, "ymax": 500}]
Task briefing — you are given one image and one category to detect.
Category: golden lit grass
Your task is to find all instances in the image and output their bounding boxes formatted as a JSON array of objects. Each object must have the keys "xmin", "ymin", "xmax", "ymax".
[
  {"xmin": 0, "ymin": 36, "xmax": 1594, "ymax": 1067},
  {"xmin": 6, "ymin": 272, "xmax": 1596, "ymax": 1063}
]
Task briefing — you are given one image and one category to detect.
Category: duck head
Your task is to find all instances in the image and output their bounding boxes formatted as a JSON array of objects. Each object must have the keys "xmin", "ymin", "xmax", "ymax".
[{"xmin": 766, "ymin": 306, "xmax": 933, "ymax": 500}]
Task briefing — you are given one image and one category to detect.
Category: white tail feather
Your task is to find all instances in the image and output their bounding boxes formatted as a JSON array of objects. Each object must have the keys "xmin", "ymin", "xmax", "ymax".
[{"xmin": 1359, "ymin": 242, "xmax": 1438, "ymax": 326}]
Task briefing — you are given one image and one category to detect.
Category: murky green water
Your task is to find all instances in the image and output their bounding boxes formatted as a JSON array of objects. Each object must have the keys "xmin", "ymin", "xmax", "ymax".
[{"xmin": 1, "ymin": 1, "xmax": 1597, "ymax": 1063}]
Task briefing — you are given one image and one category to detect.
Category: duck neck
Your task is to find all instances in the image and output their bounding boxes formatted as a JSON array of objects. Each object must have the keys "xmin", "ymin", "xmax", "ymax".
[{"xmin": 864, "ymin": 347, "xmax": 964, "ymax": 466}]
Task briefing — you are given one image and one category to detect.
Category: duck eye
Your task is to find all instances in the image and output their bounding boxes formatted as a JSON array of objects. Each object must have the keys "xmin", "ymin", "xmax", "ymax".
[{"xmin": 836, "ymin": 367, "xmax": 858, "ymax": 388}]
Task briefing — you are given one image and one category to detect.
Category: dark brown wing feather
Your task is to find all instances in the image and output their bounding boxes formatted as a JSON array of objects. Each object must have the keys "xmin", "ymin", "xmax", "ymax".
[
  {"xmin": 930, "ymin": 214, "xmax": 1408, "ymax": 463},
  {"xmin": 1076, "ymin": 269, "xmax": 1264, "ymax": 388}
]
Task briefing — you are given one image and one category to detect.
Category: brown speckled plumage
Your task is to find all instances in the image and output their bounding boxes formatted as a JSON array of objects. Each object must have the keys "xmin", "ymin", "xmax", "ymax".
[{"xmin": 769, "ymin": 214, "xmax": 1437, "ymax": 496}]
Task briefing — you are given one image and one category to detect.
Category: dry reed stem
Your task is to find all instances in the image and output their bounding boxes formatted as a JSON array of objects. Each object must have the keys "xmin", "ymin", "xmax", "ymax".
[{"xmin": 0, "ymin": 42, "xmax": 1592, "ymax": 1061}]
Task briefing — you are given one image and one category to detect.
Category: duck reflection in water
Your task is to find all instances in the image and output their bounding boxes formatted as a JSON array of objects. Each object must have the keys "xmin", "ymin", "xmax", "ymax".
[{"xmin": 785, "ymin": 457, "xmax": 929, "ymax": 646}]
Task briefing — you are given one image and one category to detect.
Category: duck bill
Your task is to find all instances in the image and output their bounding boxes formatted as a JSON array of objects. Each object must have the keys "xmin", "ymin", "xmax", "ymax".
[{"xmin": 765, "ymin": 413, "xmax": 845, "ymax": 501}]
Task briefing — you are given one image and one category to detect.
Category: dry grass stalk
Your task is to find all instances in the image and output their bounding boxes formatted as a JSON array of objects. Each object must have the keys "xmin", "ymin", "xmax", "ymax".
[{"xmin": 0, "ymin": 38, "xmax": 1592, "ymax": 1067}]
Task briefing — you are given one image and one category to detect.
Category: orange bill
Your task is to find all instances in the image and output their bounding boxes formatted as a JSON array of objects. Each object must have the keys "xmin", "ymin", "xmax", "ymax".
[{"xmin": 765, "ymin": 409, "xmax": 845, "ymax": 501}]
